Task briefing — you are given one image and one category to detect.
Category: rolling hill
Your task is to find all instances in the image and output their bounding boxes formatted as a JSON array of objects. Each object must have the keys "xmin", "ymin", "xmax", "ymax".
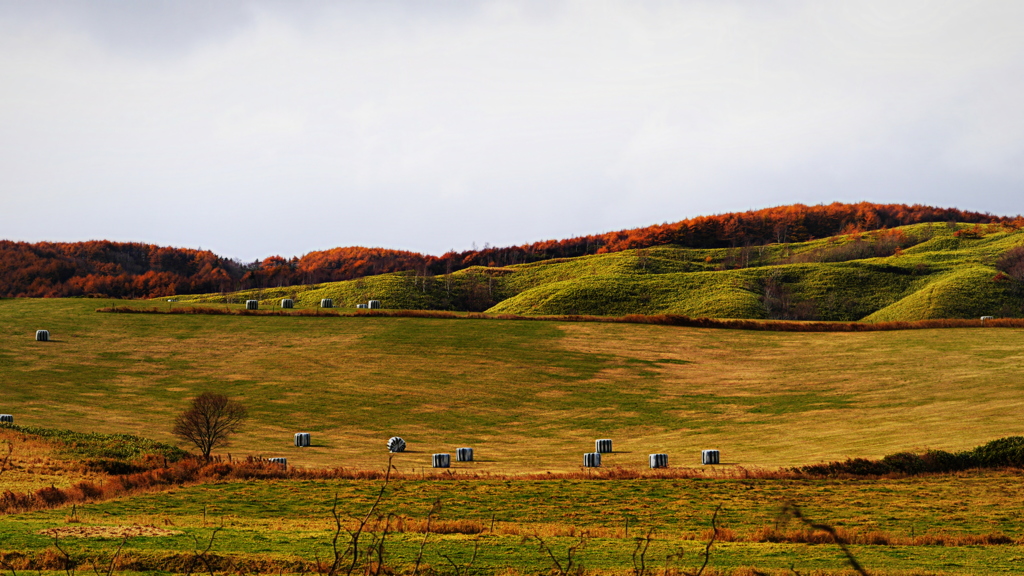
[
  {"xmin": 174, "ymin": 222, "xmax": 1024, "ymax": 321},
  {"xmin": 1, "ymin": 202, "xmax": 1016, "ymax": 299}
]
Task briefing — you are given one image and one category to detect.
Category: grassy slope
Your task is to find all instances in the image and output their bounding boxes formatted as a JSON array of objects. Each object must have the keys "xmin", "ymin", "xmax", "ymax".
[
  {"xmin": 4, "ymin": 298, "xmax": 1024, "ymax": 472},
  {"xmin": 174, "ymin": 223, "xmax": 1024, "ymax": 321}
]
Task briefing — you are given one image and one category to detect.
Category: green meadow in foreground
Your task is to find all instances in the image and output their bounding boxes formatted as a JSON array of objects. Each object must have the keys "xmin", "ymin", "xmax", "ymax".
[
  {"xmin": 3, "ymin": 298, "xmax": 1024, "ymax": 472},
  {"xmin": 4, "ymin": 469, "xmax": 1024, "ymax": 574},
  {"xmin": 175, "ymin": 222, "xmax": 1024, "ymax": 320}
]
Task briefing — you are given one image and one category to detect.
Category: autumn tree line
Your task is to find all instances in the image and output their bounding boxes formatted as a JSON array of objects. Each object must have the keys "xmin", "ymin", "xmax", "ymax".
[{"xmin": 1, "ymin": 202, "xmax": 1018, "ymax": 299}]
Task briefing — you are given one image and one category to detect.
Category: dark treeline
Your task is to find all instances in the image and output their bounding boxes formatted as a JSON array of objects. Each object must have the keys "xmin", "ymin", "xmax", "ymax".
[{"xmin": 1, "ymin": 202, "xmax": 1018, "ymax": 298}]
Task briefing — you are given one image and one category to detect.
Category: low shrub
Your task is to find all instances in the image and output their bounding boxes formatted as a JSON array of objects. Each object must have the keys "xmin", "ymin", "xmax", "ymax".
[
  {"xmin": 0, "ymin": 423, "xmax": 188, "ymax": 462},
  {"xmin": 796, "ymin": 436, "xmax": 1024, "ymax": 477}
]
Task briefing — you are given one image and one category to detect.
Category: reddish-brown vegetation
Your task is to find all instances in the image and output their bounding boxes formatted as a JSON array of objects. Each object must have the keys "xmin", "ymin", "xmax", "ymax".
[{"xmin": 3, "ymin": 202, "xmax": 1019, "ymax": 298}]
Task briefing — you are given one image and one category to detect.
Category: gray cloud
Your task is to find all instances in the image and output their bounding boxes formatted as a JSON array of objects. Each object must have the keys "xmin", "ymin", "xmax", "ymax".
[{"xmin": 1, "ymin": 0, "xmax": 1022, "ymax": 260}]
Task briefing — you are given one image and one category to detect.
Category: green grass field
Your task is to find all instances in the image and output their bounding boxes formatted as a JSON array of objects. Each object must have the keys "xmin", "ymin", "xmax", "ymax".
[
  {"xmin": 4, "ymin": 298, "xmax": 1024, "ymax": 472},
  {"xmin": 4, "ymin": 470, "xmax": 1024, "ymax": 574},
  {"xmin": 5, "ymin": 297, "xmax": 1024, "ymax": 574}
]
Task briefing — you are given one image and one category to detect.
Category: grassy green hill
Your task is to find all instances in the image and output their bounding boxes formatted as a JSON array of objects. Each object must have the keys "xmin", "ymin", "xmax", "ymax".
[{"xmin": 173, "ymin": 222, "xmax": 1024, "ymax": 321}]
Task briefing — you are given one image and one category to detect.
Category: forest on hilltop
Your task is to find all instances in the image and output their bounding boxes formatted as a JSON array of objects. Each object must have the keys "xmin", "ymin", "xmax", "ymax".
[{"xmin": 0, "ymin": 202, "xmax": 1017, "ymax": 298}]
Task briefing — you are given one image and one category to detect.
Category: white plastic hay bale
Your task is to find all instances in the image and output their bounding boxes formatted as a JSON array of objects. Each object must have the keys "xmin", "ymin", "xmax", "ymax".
[
  {"xmin": 981, "ymin": 316, "xmax": 994, "ymax": 321},
  {"xmin": 368, "ymin": 300, "xmax": 381, "ymax": 309},
  {"xmin": 702, "ymin": 449, "xmax": 720, "ymax": 465},
  {"xmin": 649, "ymin": 454, "xmax": 668, "ymax": 469},
  {"xmin": 35, "ymin": 330, "xmax": 49, "ymax": 342},
  {"xmin": 356, "ymin": 304, "xmax": 367, "ymax": 309},
  {"xmin": 294, "ymin": 433, "xmax": 311, "ymax": 447},
  {"xmin": 583, "ymin": 452, "xmax": 601, "ymax": 467},
  {"xmin": 432, "ymin": 453, "xmax": 451, "ymax": 468},
  {"xmin": 456, "ymin": 447, "xmax": 474, "ymax": 462},
  {"xmin": 387, "ymin": 436, "xmax": 406, "ymax": 453},
  {"xmin": 0, "ymin": 414, "xmax": 13, "ymax": 424},
  {"xmin": 281, "ymin": 299, "xmax": 294, "ymax": 309},
  {"xmin": 268, "ymin": 457, "xmax": 287, "ymax": 469},
  {"xmin": 595, "ymin": 439, "xmax": 613, "ymax": 453},
  {"xmin": 245, "ymin": 300, "xmax": 259, "ymax": 310},
  {"xmin": 320, "ymin": 298, "xmax": 334, "ymax": 308}
]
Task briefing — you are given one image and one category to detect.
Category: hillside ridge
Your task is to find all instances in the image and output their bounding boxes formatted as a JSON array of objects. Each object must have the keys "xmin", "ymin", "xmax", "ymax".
[
  {"xmin": 177, "ymin": 222, "xmax": 1024, "ymax": 321},
  {"xmin": 1, "ymin": 202, "xmax": 1018, "ymax": 299}
]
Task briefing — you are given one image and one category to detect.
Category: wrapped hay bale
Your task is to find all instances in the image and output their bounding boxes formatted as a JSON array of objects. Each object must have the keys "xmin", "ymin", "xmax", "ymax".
[{"xmin": 649, "ymin": 454, "xmax": 668, "ymax": 469}]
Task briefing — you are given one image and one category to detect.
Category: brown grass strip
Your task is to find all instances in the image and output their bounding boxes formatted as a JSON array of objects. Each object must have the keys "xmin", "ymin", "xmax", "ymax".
[{"xmin": 96, "ymin": 306, "xmax": 1024, "ymax": 332}]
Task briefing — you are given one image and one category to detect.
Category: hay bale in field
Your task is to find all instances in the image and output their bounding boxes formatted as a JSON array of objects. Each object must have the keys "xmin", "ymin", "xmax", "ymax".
[
  {"xmin": 595, "ymin": 439, "xmax": 612, "ymax": 453},
  {"xmin": 368, "ymin": 300, "xmax": 381, "ymax": 309},
  {"xmin": 649, "ymin": 454, "xmax": 668, "ymax": 469},
  {"xmin": 356, "ymin": 304, "xmax": 367, "ymax": 309},
  {"xmin": 981, "ymin": 316, "xmax": 994, "ymax": 321},
  {"xmin": 280, "ymin": 299, "xmax": 294, "ymax": 309},
  {"xmin": 0, "ymin": 414, "xmax": 12, "ymax": 424},
  {"xmin": 320, "ymin": 299, "xmax": 334, "ymax": 308},
  {"xmin": 35, "ymin": 330, "xmax": 49, "ymax": 342},
  {"xmin": 456, "ymin": 447, "xmax": 474, "ymax": 462},
  {"xmin": 583, "ymin": 452, "xmax": 601, "ymax": 467},
  {"xmin": 245, "ymin": 300, "xmax": 259, "ymax": 310},
  {"xmin": 294, "ymin": 433, "xmax": 311, "ymax": 447},
  {"xmin": 432, "ymin": 453, "xmax": 450, "ymax": 468},
  {"xmin": 268, "ymin": 457, "xmax": 287, "ymax": 469},
  {"xmin": 702, "ymin": 449, "xmax": 720, "ymax": 465},
  {"xmin": 387, "ymin": 436, "xmax": 406, "ymax": 453}
]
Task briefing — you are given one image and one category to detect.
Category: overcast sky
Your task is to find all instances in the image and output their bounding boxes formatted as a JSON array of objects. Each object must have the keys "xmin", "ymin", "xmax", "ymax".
[{"xmin": 1, "ymin": 0, "xmax": 1022, "ymax": 261}]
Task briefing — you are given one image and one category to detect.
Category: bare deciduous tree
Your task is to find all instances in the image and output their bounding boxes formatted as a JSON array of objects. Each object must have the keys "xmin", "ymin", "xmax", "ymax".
[{"xmin": 172, "ymin": 393, "xmax": 247, "ymax": 459}]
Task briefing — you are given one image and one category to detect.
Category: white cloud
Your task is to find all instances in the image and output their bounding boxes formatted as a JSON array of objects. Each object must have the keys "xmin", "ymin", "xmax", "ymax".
[{"xmin": 0, "ymin": 0, "xmax": 1022, "ymax": 259}]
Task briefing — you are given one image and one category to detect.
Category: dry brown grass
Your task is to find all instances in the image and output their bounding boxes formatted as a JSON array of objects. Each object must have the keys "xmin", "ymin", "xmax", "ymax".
[
  {"xmin": 0, "ymin": 429, "xmax": 103, "ymax": 493},
  {"xmin": 370, "ymin": 516, "xmax": 1020, "ymax": 547},
  {"xmin": 40, "ymin": 525, "xmax": 181, "ymax": 538},
  {"xmin": 746, "ymin": 526, "xmax": 1016, "ymax": 546}
]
